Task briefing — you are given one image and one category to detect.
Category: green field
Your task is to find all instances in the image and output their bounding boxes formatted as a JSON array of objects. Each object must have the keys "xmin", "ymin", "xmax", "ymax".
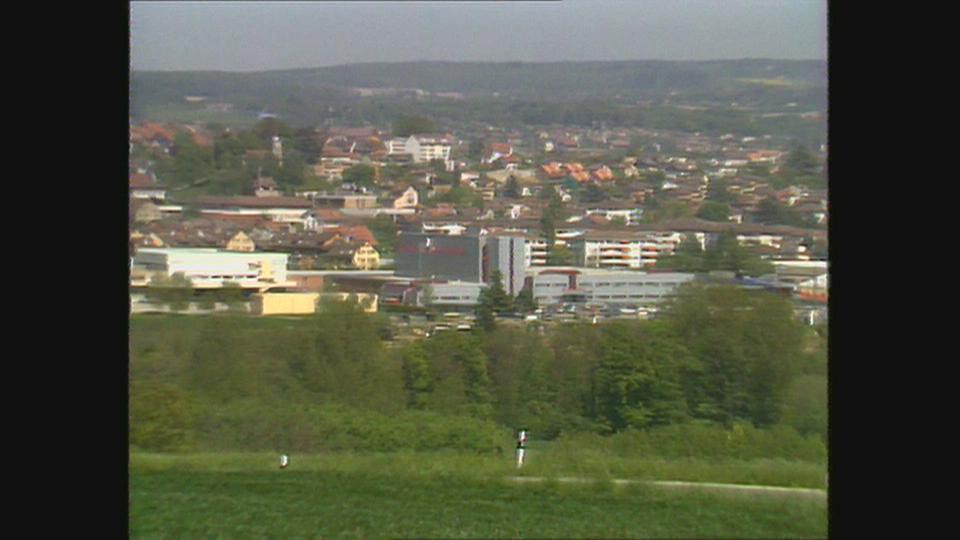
[
  {"xmin": 130, "ymin": 452, "xmax": 827, "ymax": 538},
  {"xmin": 139, "ymin": 103, "xmax": 260, "ymax": 128}
]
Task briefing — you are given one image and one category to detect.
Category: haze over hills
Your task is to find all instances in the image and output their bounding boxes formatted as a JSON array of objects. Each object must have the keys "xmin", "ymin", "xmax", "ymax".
[
  {"xmin": 133, "ymin": 59, "xmax": 825, "ymax": 101},
  {"xmin": 131, "ymin": 59, "xmax": 827, "ymax": 143}
]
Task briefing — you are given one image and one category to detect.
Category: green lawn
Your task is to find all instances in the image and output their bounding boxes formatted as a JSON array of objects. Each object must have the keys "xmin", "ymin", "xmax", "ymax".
[{"xmin": 130, "ymin": 453, "xmax": 827, "ymax": 538}]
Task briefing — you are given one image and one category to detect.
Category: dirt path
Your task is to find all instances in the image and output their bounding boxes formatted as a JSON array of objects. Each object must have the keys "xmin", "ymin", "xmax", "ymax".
[{"xmin": 506, "ymin": 476, "xmax": 827, "ymax": 501}]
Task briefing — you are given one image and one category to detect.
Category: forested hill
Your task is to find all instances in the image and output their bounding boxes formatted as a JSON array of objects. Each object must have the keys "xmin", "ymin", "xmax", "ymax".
[{"xmin": 132, "ymin": 59, "xmax": 827, "ymax": 110}]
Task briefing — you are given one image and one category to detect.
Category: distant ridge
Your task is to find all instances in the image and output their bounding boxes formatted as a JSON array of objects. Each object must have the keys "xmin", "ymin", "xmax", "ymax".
[
  {"xmin": 132, "ymin": 59, "xmax": 826, "ymax": 96},
  {"xmin": 130, "ymin": 59, "xmax": 826, "ymax": 143},
  {"xmin": 134, "ymin": 58, "xmax": 826, "ymax": 74}
]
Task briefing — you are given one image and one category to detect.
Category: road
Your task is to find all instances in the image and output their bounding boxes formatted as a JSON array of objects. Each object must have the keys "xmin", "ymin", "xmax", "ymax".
[{"xmin": 506, "ymin": 476, "xmax": 827, "ymax": 501}]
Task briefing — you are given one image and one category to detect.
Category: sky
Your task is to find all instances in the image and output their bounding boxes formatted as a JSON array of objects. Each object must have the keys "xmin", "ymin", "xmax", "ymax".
[{"xmin": 130, "ymin": 1, "xmax": 827, "ymax": 72}]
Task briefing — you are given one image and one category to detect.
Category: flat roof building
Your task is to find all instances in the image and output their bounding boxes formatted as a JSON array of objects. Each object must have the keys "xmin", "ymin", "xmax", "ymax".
[
  {"xmin": 529, "ymin": 267, "xmax": 695, "ymax": 306},
  {"xmin": 131, "ymin": 248, "xmax": 293, "ymax": 290}
]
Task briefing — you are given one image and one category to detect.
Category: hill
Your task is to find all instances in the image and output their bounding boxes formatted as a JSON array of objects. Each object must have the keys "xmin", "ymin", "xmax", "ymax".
[{"xmin": 131, "ymin": 59, "xmax": 827, "ymax": 131}]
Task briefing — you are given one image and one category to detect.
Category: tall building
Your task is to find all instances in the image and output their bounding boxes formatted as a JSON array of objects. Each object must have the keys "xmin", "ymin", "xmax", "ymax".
[
  {"xmin": 482, "ymin": 234, "xmax": 526, "ymax": 296},
  {"xmin": 395, "ymin": 232, "xmax": 527, "ymax": 295}
]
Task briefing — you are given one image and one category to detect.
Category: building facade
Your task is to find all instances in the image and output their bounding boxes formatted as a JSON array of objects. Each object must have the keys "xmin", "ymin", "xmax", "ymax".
[
  {"xmin": 131, "ymin": 248, "xmax": 292, "ymax": 290},
  {"xmin": 530, "ymin": 268, "xmax": 695, "ymax": 306},
  {"xmin": 405, "ymin": 135, "xmax": 453, "ymax": 163},
  {"xmin": 395, "ymin": 232, "xmax": 527, "ymax": 295}
]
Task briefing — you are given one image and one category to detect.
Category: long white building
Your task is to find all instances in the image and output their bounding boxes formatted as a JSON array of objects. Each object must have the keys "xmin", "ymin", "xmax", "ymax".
[
  {"xmin": 529, "ymin": 267, "xmax": 695, "ymax": 306},
  {"xmin": 131, "ymin": 248, "xmax": 294, "ymax": 290}
]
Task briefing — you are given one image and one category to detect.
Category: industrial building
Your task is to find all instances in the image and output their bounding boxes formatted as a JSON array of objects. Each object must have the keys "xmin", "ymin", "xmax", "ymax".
[
  {"xmin": 395, "ymin": 232, "xmax": 527, "ymax": 296},
  {"xmin": 379, "ymin": 280, "xmax": 485, "ymax": 312},
  {"xmin": 529, "ymin": 267, "xmax": 696, "ymax": 306}
]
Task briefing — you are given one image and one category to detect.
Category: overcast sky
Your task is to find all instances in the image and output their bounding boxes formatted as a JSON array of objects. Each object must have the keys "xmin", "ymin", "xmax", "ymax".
[{"xmin": 130, "ymin": 1, "xmax": 827, "ymax": 72}]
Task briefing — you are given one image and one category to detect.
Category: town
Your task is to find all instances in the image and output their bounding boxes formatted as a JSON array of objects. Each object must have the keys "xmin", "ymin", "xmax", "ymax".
[
  {"xmin": 129, "ymin": 114, "xmax": 828, "ymax": 334},
  {"xmin": 128, "ymin": 2, "xmax": 830, "ymax": 536}
]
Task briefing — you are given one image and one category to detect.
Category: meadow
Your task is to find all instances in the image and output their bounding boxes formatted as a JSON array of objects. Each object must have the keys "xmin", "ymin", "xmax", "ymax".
[{"xmin": 130, "ymin": 452, "xmax": 827, "ymax": 539}]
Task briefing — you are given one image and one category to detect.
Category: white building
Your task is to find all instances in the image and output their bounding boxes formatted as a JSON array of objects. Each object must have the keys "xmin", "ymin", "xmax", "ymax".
[
  {"xmin": 584, "ymin": 205, "xmax": 644, "ymax": 225},
  {"xmin": 404, "ymin": 134, "xmax": 453, "ymax": 164},
  {"xmin": 131, "ymin": 248, "xmax": 294, "ymax": 291},
  {"xmin": 529, "ymin": 267, "xmax": 695, "ymax": 306},
  {"xmin": 393, "ymin": 186, "xmax": 419, "ymax": 209},
  {"xmin": 566, "ymin": 230, "xmax": 696, "ymax": 269},
  {"xmin": 196, "ymin": 196, "xmax": 314, "ymax": 226},
  {"xmin": 523, "ymin": 229, "xmax": 585, "ymax": 267},
  {"xmin": 385, "ymin": 138, "xmax": 408, "ymax": 155}
]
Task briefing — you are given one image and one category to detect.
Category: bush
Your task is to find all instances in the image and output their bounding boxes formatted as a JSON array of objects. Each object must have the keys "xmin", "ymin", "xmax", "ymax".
[
  {"xmin": 187, "ymin": 401, "xmax": 509, "ymax": 454},
  {"xmin": 552, "ymin": 422, "xmax": 826, "ymax": 463},
  {"xmin": 130, "ymin": 381, "xmax": 192, "ymax": 452}
]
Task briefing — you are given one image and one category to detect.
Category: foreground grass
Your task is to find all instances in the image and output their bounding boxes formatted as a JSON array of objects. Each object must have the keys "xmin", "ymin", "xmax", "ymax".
[
  {"xmin": 132, "ymin": 450, "xmax": 827, "ymax": 489},
  {"xmin": 130, "ymin": 452, "xmax": 827, "ymax": 538}
]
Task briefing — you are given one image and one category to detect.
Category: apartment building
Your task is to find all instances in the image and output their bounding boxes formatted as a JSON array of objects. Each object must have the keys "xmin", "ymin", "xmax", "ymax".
[{"xmin": 404, "ymin": 134, "xmax": 454, "ymax": 164}]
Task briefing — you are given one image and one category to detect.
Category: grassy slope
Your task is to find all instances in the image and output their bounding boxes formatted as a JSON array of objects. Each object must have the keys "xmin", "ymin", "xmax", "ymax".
[
  {"xmin": 131, "ymin": 455, "xmax": 827, "ymax": 538},
  {"xmin": 132, "ymin": 451, "xmax": 826, "ymax": 489}
]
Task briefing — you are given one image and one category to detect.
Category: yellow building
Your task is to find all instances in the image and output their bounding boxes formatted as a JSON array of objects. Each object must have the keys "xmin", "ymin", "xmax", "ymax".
[
  {"xmin": 352, "ymin": 243, "xmax": 381, "ymax": 270},
  {"xmin": 251, "ymin": 291, "xmax": 379, "ymax": 315},
  {"xmin": 225, "ymin": 231, "xmax": 256, "ymax": 252},
  {"xmin": 251, "ymin": 292, "xmax": 321, "ymax": 315}
]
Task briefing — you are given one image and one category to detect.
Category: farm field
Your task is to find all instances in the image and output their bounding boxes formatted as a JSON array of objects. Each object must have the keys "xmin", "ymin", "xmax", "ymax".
[{"xmin": 130, "ymin": 452, "xmax": 827, "ymax": 538}]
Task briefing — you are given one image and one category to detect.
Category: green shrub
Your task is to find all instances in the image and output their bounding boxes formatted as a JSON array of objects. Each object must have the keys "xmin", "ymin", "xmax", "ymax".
[
  {"xmin": 130, "ymin": 381, "xmax": 192, "ymax": 452},
  {"xmin": 552, "ymin": 423, "xmax": 825, "ymax": 463},
  {"xmin": 185, "ymin": 401, "xmax": 509, "ymax": 454}
]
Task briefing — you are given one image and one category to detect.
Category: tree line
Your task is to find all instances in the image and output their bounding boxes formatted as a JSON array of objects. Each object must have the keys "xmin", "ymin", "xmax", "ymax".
[{"xmin": 130, "ymin": 284, "xmax": 826, "ymax": 454}]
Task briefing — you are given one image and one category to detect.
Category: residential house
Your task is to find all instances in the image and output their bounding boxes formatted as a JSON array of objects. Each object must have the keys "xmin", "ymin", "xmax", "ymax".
[
  {"xmin": 253, "ymin": 175, "xmax": 280, "ymax": 198},
  {"xmin": 333, "ymin": 224, "xmax": 378, "ymax": 247},
  {"xmin": 460, "ymin": 171, "xmax": 481, "ymax": 185},
  {"xmin": 130, "ymin": 122, "xmax": 177, "ymax": 153},
  {"xmin": 590, "ymin": 165, "xmax": 615, "ymax": 182},
  {"xmin": 352, "ymin": 242, "xmax": 381, "ymax": 270},
  {"xmin": 130, "ymin": 230, "xmax": 166, "ymax": 248},
  {"xmin": 540, "ymin": 162, "xmax": 566, "ymax": 180},
  {"xmin": 584, "ymin": 201, "xmax": 644, "ymax": 225},
  {"xmin": 483, "ymin": 142, "xmax": 514, "ymax": 164},
  {"xmin": 225, "ymin": 231, "xmax": 256, "ymax": 252},
  {"xmin": 392, "ymin": 185, "xmax": 419, "ymax": 209},
  {"xmin": 130, "ymin": 199, "xmax": 162, "ymax": 224},
  {"xmin": 130, "ymin": 173, "xmax": 167, "ymax": 201},
  {"xmin": 319, "ymin": 240, "xmax": 378, "ymax": 270}
]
